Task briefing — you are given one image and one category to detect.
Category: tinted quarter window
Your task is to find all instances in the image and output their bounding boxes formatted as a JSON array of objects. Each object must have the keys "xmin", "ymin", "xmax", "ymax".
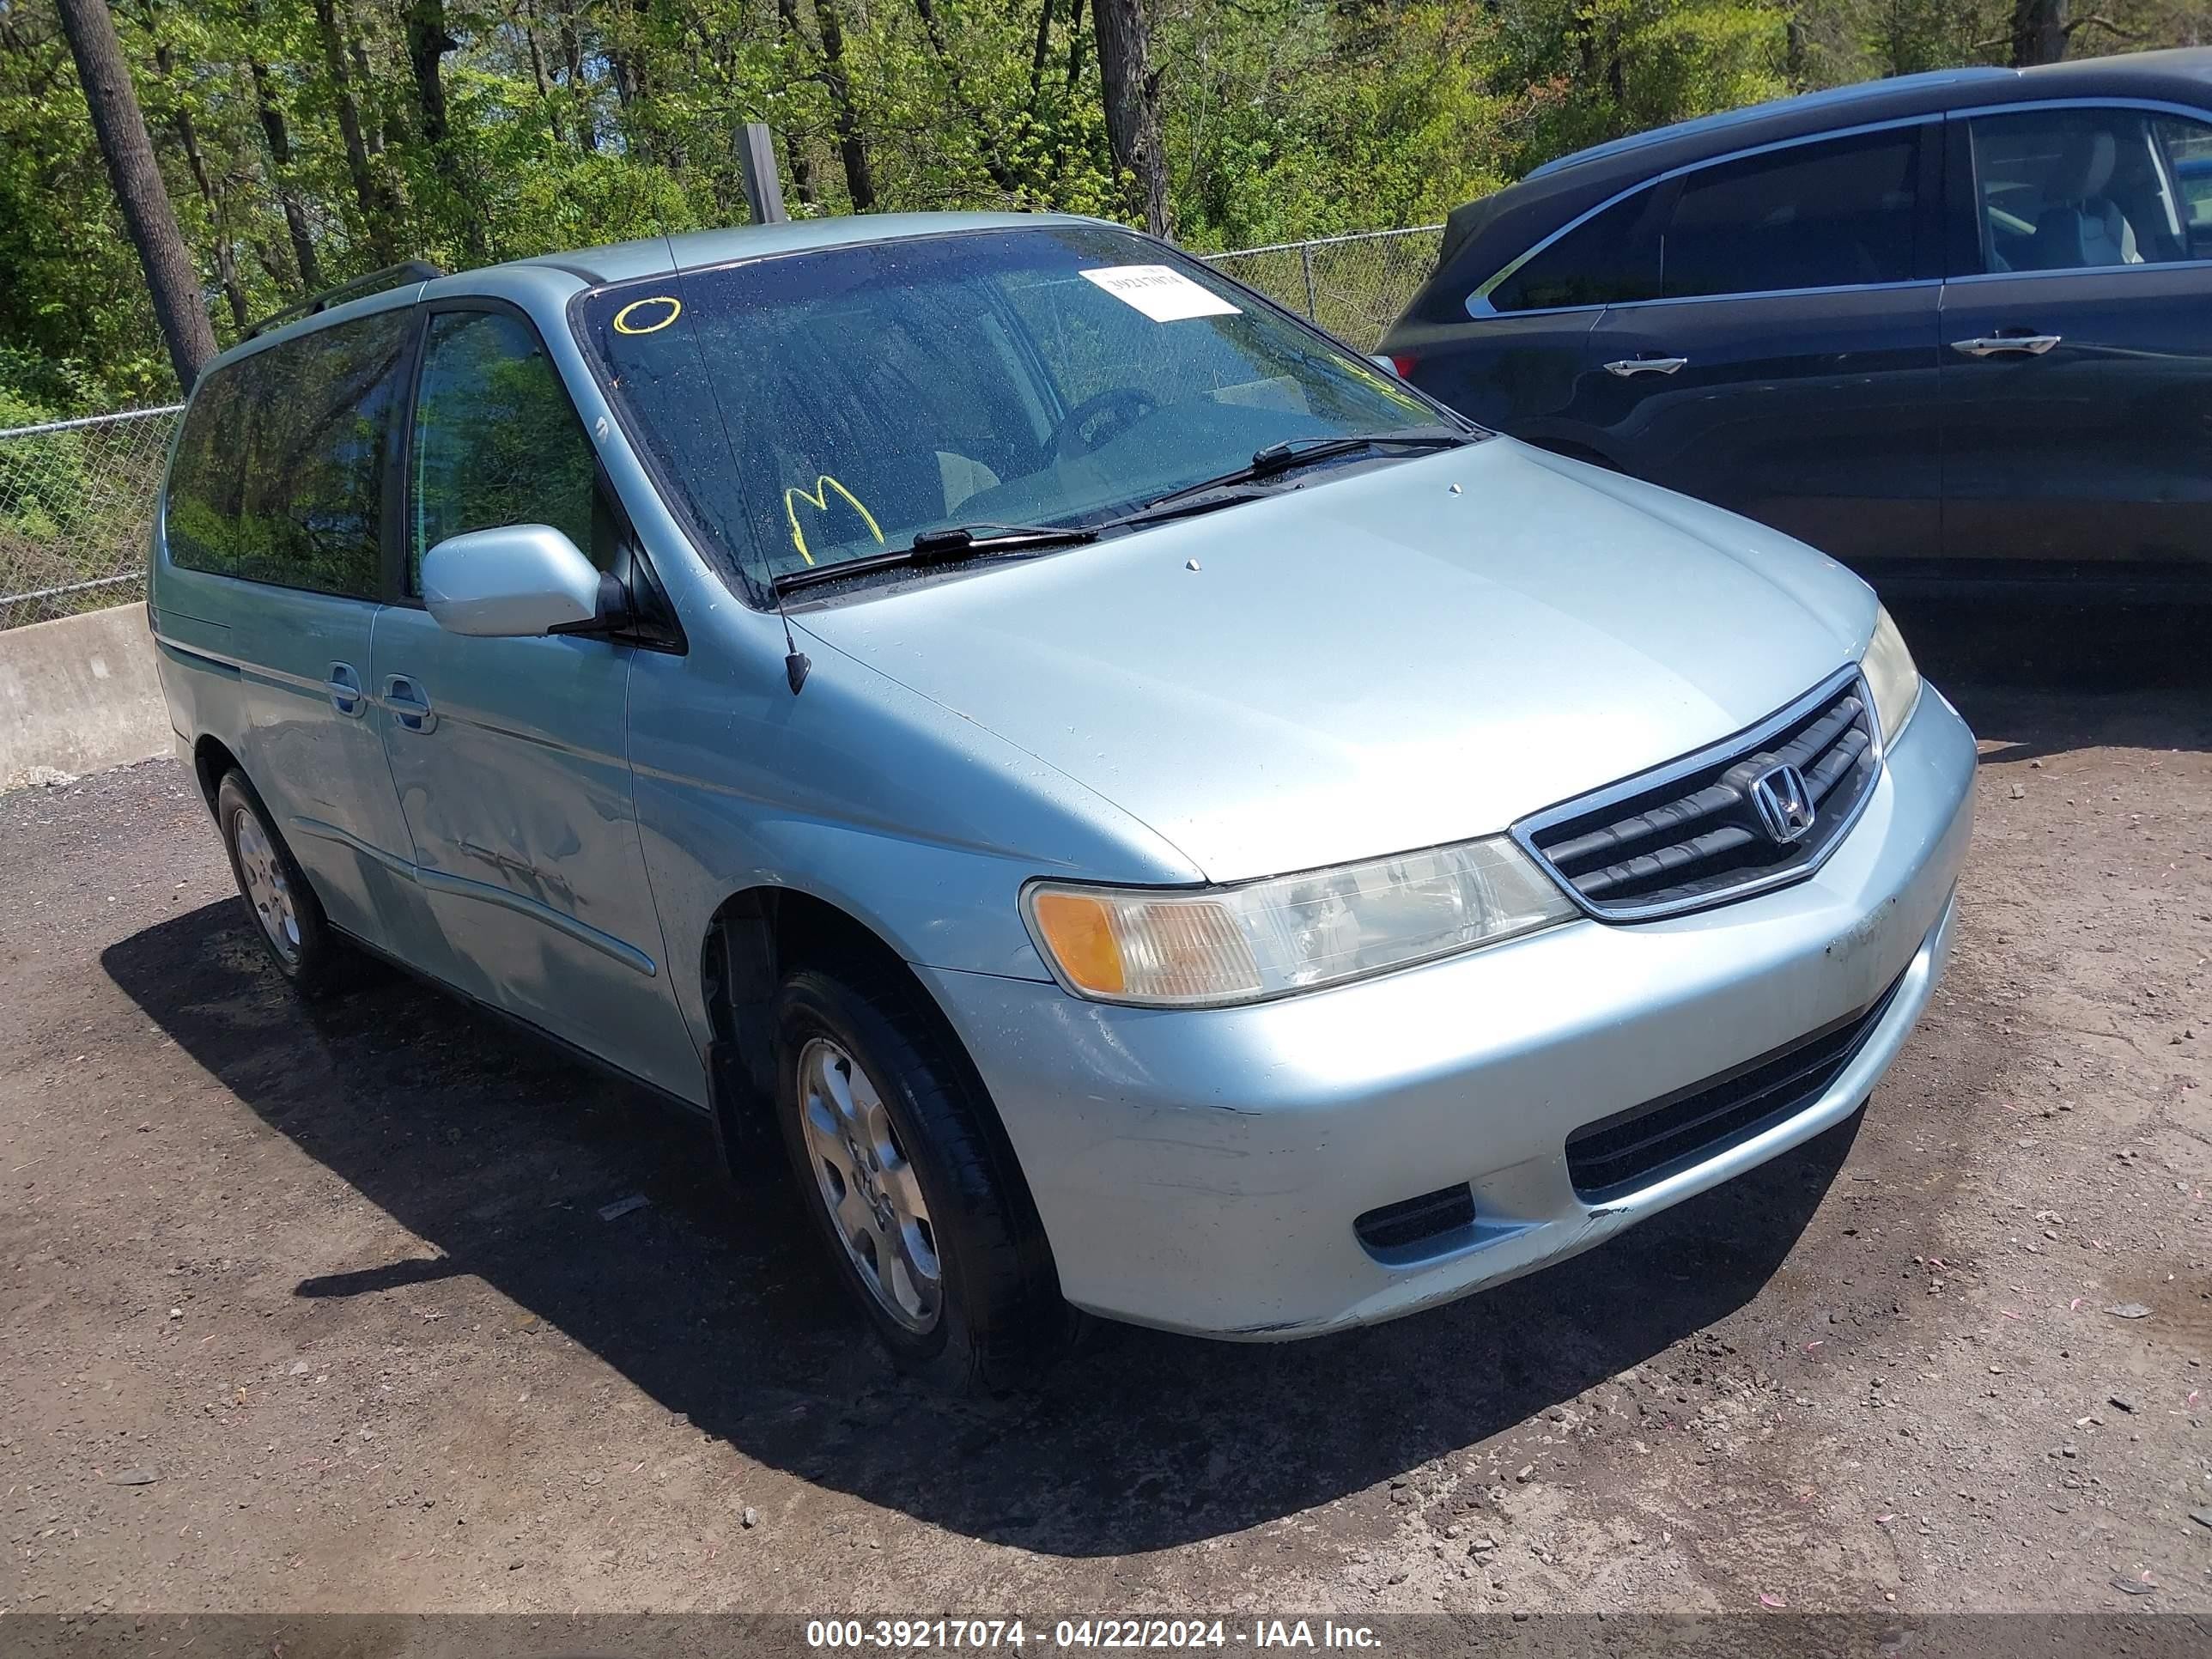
[
  {"xmin": 1661, "ymin": 129, "xmax": 1919, "ymax": 300},
  {"xmin": 164, "ymin": 365, "xmax": 247, "ymax": 576},
  {"xmin": 1489, "ymin": 187, "xmax": 1662, "ymax": 313},
  {"xmin": 1968, "ymin": 107, "xmax": 2212, "ymax": 272},
  {"xmin": 410, "ymin": 310, "xmax": 599, "ymax": 589},
  {"xmin": 228, "ymin": 308, "xmax": 411, "ymax": 599}
]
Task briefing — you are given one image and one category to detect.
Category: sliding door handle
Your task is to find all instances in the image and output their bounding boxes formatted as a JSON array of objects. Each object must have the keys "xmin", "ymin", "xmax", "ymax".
[
  {"xmin": 325, "ymin": 662, "xmax": 364, "ymax": 718},
  {"xmin": 383, "ymin": 674, "xmax": 437, "ymax": 734},
  {"xmin": 1950, "ymin": 334, "xmax": 2061, "ymax": 357},
  {"xmin": 1603, "ymin": 356, "xmax": 1688, "ymax": 377}
]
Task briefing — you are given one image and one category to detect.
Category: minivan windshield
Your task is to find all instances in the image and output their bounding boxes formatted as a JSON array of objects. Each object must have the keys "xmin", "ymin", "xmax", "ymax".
[{"xmin": 575, "ymin": 225, "xmax": 1447, "ymax": 594}]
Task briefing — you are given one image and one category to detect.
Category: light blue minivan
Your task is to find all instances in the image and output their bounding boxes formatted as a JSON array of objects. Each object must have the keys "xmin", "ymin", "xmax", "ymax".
[{"xmin": 151, "ymin": 213, "xmax": 1975, "ymax": 1388}]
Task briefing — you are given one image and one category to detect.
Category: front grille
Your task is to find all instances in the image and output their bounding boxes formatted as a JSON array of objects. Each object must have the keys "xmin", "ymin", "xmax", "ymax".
[
  {"xmin": 1565, "ymin": 969, "xmax": 1905, "ymax": 1202},
  {"xmin": 1516, "ymin": 670, "xmax": 1878, "ymax": 920}
]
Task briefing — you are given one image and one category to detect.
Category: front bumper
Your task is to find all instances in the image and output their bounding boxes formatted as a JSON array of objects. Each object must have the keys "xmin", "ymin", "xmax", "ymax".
[{"xmin": 919, "ymin": 687, "xmax": 1977, "ymax": 1338}]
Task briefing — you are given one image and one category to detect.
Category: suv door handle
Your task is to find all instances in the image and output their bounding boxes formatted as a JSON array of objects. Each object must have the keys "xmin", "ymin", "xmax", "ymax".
[
  {"xmin": 1603, "ymin": 356, "xmax": 1688, "ymax": 377},
  {"xmin": 384, "ymin": 674, "xmax": 437, "ymax": 734},
  {"xmin": 1950, "ymin": 334, "xmax": 2061, "ymax": 357},
  {"xmin": 325, "ymin": 662, "xmax": 364, "ymax": 718}
]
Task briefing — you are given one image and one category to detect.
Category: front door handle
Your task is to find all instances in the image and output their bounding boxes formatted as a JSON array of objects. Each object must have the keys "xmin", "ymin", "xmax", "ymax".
[
  {"xmin": 384, "ymin": 674, "xmax": 437, "ymax": 734},
  {"xmin": 1950, "ymin": 333, "xmax": 2062, "ymax": 357},
  {"xmin": 325, "ymin": 662, "xmax": 364, "ymax": 718},
  {"xmin": 1603, "ymin": 356, "xmax": 1689, "ymax": 377}
]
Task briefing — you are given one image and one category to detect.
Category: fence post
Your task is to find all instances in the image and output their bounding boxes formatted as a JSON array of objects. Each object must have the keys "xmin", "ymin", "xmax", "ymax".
[
  {"xmin": 1299, "ymin": 241, "xmax": 1318, "ymax": 320},
  {"xmin": 738, "ymin": 123, "xmax": 788, "ymax": 225}
]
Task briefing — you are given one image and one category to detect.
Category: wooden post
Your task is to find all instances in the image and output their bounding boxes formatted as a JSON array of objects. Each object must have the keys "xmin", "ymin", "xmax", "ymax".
[{"xmin": 738, "ymin": 123, "xmax": 789, "ymax": 224}]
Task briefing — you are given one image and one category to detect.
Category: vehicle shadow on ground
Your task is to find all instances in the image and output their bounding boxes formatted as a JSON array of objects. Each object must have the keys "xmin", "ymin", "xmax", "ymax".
[
  {"xmin": 105, "ymin": 903, "xmax": 1855, "ymax": 1557},
  {"xmin": 1891, "ymin": 598, "xmax": 2212, "ymax": 763}
]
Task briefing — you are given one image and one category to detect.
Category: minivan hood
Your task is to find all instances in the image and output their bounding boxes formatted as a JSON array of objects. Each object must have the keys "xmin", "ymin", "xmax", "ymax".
[{"xmin": 795, "ymin": 439, "xmax": 1877, "ymax": 884}]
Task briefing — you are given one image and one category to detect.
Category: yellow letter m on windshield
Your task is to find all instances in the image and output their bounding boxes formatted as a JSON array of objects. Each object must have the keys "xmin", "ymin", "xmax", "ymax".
[{"xmin": 783, "ymin": 475, "xmax": 884, "ymax": 568}]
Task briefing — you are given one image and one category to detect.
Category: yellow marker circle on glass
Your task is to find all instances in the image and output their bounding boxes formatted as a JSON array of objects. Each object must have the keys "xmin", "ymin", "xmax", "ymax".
[{"xmin": 612, "ymin": 295, "xmax": 682, "ymax": 336}]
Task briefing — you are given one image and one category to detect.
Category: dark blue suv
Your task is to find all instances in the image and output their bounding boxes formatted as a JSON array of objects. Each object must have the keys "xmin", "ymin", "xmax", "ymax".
[{"xmin": 1379, "ymin": 50, "xmax": 2212, "ymax": 597}]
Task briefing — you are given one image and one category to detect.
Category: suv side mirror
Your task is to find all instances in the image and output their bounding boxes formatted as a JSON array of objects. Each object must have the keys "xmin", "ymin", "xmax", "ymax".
[{"xmin": 421, "ymin": 525, "xmax": 608, "ymax": 638}]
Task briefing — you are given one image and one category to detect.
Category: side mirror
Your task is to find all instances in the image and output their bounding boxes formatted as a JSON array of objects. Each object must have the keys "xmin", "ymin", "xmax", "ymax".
[
  {"xmin": 421, "ymin": 525, "xmax": 606, "ymax": 638},
  {"xmin": 1369, "ymin": 353, "xmax": 1402, "ymax": 378}
]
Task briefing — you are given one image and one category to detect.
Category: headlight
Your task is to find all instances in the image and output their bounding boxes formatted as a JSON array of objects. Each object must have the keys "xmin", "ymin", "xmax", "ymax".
[
  {"xmin": 1862, "ymin": 604, "xmax": 1922, "ymax": 746},
  {"xmin": 1023, "ymin": 837, "xmax": 1577, "ymax": 1008}
]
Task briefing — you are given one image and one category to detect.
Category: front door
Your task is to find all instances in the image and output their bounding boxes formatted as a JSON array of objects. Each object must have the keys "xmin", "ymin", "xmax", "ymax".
[
  {"xmin": 1577, "ymin": 123, "xmax": 1946, "ymax": 572},
  {"xmin": 373, "ymin": 303, "xmax": 700, "ymax": 1101},
  {"xmin": 1940, "ymin": 103, "xmax": 2212, "ymax": 586}
]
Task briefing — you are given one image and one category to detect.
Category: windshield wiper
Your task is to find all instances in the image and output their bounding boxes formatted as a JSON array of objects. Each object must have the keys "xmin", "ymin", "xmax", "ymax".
[
  {"xmin": 1131, "ymin": 424, "xmax": 1479, "ymax": 517},
  {"xmin": 771, "ymin": 426, "xmax": 1479, "ymax": 595},
  {"xmin": 774, "ymin": 522, "xmax": 1099, "ymax": 595}
]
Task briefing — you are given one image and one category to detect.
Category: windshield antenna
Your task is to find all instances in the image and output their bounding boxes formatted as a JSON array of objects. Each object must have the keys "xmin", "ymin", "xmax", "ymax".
[{"xmin": 656, "ymin": 228, "xmax": 811, "ymax": 695}]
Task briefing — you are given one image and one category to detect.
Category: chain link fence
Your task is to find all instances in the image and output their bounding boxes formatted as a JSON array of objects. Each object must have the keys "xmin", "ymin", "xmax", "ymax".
[
  {"xmin": 0, "ymin": 225, "xmax": 1443, "ymax": 633},
  {"xmin": 1200, "ymin": 224, "xmax": 1442, "ymax": 351},
  {"xmin": 0, "ymin": 405, "xmax": 180, "ymax": 630}
]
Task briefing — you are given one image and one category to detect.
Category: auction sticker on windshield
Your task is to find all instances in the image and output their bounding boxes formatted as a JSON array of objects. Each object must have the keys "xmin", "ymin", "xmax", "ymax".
[{"xmin": 1079, "ymin": 264, "xmax": 1242, "ymax": 322}]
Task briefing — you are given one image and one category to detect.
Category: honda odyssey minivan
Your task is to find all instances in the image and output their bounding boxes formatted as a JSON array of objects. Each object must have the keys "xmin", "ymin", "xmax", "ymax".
[{"xmin": 152, "ymin": 213, "xmax": 1975, "ymax": 1388}]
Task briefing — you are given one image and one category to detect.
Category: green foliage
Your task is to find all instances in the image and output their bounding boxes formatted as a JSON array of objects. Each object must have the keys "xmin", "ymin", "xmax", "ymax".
[{"xmin": 3, "ymin": 0, "xmax": 2206, "ymax": 409}]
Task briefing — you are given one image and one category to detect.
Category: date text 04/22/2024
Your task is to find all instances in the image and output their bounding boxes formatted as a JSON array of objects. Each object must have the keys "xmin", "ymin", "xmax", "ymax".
[{"xmin": 804, "ymin": 1620, "xmax": 1384, "ymax": 1650}]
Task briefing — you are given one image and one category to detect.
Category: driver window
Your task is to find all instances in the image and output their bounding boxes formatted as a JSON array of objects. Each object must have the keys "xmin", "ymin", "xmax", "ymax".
[
  {"xmin": 1967, "ymin": 108, "xmax": 2201, "ymax": 274},
  {"xmin": 410, "ymin": 309, "xmax": 601, "ymax": 591},
  {"xmin": 996, "ymin": 271, "xmax": 1310, "ymax": 421}
]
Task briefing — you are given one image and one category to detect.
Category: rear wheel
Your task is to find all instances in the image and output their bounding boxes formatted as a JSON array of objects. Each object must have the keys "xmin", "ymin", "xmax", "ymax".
[
  {"xmin": 773, "ymin": 962, "xmax": 1072, "ymax": 1390},
  {"xmin": 215, "ymin": 769, "xmax": 348, "ymax": 996}
]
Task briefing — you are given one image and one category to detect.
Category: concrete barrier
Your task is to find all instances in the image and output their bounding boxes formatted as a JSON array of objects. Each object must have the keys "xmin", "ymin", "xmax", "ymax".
[{"xmin": 0, "ymin": 602, "xmax": 172, "ymax": 792}]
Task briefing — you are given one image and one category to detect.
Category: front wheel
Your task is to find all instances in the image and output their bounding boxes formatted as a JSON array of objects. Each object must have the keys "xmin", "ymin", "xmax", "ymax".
[{"xmin": 773, "ymin": 963, "xmax": 1072, "ymax": 1390}]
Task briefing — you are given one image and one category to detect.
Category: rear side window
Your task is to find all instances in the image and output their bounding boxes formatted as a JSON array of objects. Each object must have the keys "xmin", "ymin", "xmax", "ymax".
[
  {"xmin": 229, "ymin": 309, "xmax": 412, "ymax": 599},
  {"xmin": 409, "ymin": 310, "xmax": 599, "ymax": 590},
  {"xmin": 1661, "ymin": 129, "xmax": 1920, "ymax": 299},
  {"xmin": 164, "ymin": 367, "xmax": 247, "ymax": 575},
  {"xmin": 1488, "ymin": 188, "xmax": 1662, "ymax": 313}
]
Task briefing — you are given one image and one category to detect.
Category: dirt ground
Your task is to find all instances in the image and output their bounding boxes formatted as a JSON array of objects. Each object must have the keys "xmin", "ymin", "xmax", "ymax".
[{"xmin": 1, "ymin": 601, "xmax": 2207, "ymax": 1620}]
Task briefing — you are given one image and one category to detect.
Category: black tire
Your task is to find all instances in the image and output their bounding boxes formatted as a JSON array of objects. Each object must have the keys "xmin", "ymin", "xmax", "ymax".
[
  {"xmin": 773, "ymin": 961, "xmax": 1073, "ymax": 1391},
  {"xmin": 214, "ymin": 769, "xmax": 349, "ymax": 997}
]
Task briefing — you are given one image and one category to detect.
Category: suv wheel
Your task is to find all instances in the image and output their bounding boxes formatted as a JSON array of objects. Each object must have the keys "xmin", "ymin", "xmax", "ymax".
[
  {"xmin": 773, "ymin": 962, "xmax": 1073, "ymax": 1390},
  {"xmin": 216, "ymin": 769, "xmax": 348, "ymax": 996}
]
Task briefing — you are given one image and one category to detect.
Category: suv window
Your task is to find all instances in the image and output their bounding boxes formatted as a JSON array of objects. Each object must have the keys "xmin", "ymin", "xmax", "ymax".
[
  {"xmin": 163, "ymin": 312, "xmax": 410, "ymax": 593},
  {"xmin": 1489, "ymin": 188, "xmax": 1662, "ymax": 313},
  {"xmin": 1969, "ymin": 106, "xmax": 2212, "ymax": 272},
  {"xmin": 228, "ymin": 309, "xmax": 411, "ymax": 599},
  {"xmin": 164, "ymin": 364, "xmax": 248, "ymax": 576},
  {"xmin": 1661, "ymin": 129, "xmax": 1920, "ymax": 300},
  {"xmin": 410, "ymin": 309, "xmax": 599, "ymax": 590}
]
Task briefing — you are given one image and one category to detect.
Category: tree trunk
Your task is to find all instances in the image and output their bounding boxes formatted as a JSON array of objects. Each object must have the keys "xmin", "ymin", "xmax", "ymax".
[
  {"xmin": 911, "ymin": 0, "xmax": 1023, "ymax": 198},
  {"xmin": 343, "ymin": 5, "xmax": 397, "ymax": 154},
  {"xmin": 54, "ymin": 0, "xmax": 217, "ymax": 388},
  {"xmin": 557, "ymin": 14, "xmax": 597, "ymax": 150},
  {"xmin": 247, "ymin": 56, "xmax": 325, "ymax": 291},
  {"xmin": 404, "ymin": 0, "xmax": 489, "ymax": 260},
  {"xmin": 313, "ymin": 0, "xmax": 398, "ymax": 258},
  {"xmin": 2010, "ymin": 0, "xmax": 2069, "ymax": 64},
  {"xmin": 520, "ymin": 2, "xmax": 563, "ymax": 146},
  {"xmin": 145, "ymin": 25, "xmax": 252, "ymax": 332},
  {"xmin": 1028, "ymin": 0, "xmax": 1054, "ymax": 105},
  {"xmin": 1091, "ymin": 0, "xmax": 1168, "ymax": 236},
  {"xmin": 771, "ymin": 0, "xmax": 820, "ymax": 206},
  {"xmin": 812, "ymin": 0, "xmax": 875, "ymax": 210}
]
